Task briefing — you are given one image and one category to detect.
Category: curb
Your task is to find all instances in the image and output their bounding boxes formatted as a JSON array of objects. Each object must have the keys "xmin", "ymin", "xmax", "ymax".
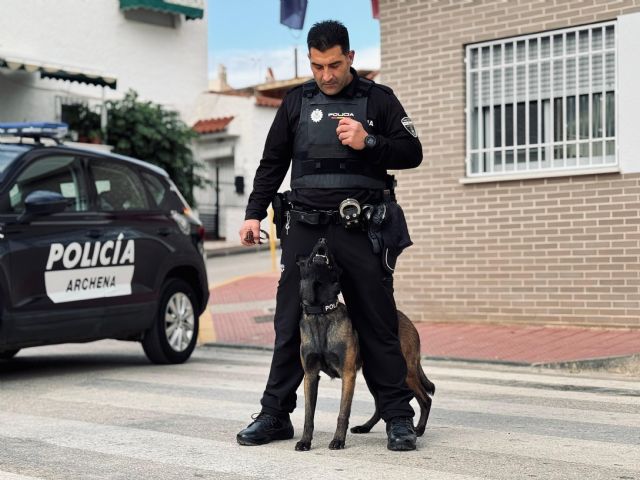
[
  {"xmin": 422, "ymin": 355, "xmax": 530, "ymax": 367},
  {"xmin": 202, "ymin": 342, "xmax": 275, "ymax": 352},
  {"xmin": 532, "ymin": 353, "xmax": 640, "ymax": 370},
  {"xmin": 200, "ymin": 343, "xmax": 640, "ymax": 372}
]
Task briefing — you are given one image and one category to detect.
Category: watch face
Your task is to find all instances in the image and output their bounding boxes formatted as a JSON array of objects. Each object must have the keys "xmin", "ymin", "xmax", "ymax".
[{"xmin": 365, "ymin": 135, "xmax": 376, "ymax": 148}]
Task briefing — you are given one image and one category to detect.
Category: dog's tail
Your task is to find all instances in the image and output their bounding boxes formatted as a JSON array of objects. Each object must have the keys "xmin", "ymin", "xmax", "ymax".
[{"xmin": 419, "ymin": 364, "xmax": 436, "ymax": 397}]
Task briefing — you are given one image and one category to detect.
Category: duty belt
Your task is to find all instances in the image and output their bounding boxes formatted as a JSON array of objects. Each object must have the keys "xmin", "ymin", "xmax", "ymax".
[{"xmin": 289, "ymin": 209, "xmax": 342, "ymax": 225}]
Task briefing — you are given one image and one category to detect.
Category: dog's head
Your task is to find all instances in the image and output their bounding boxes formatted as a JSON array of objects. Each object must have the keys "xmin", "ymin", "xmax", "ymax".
[{"xmin": 297, "ymin": 238, "xmax": 341, "ymax": 309}]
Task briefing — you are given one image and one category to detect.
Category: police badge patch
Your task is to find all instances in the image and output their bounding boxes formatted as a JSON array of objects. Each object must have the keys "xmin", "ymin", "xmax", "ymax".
[
  {"xmin": 401, "ymin": 117, "xmax": 418, "ymax": 138},
  {"xmin": 311, "ymin": 109, "xmax": 323, "ymax": 123}
]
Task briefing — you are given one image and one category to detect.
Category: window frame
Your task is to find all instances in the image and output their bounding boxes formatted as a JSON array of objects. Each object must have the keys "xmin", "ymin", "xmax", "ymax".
[{"xmin": 463, "ymin": 21, "xmax": 618, "ymax": 183}]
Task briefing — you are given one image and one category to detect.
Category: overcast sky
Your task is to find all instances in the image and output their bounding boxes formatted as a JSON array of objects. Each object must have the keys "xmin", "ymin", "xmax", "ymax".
[{"xmin": 207, "ymin": 0, "xmax": 380, "ymax": 88}]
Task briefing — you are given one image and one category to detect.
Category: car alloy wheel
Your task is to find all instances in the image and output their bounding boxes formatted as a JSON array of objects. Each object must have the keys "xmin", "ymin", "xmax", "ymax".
[
  {"xmin": 164, "ymin": 292, "xmax": 195, "ymax": 352},
  {"xmin": 142, "ymin": 278, "xmax": 199, "ymax": 364}
]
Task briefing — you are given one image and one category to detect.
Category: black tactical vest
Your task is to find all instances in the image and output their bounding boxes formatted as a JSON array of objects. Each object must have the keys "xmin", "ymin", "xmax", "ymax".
[{"xmin": 290, "ymin": 78, "xmax": 387, "ymax": 190}]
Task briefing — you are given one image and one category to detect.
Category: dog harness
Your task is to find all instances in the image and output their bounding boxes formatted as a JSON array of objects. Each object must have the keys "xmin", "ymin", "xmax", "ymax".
[{"xmin": 302, "ymin": 298, "xmax": 339, "ymax": 315}]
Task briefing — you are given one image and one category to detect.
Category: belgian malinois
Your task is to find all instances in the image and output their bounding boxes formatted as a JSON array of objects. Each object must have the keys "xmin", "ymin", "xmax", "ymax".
[{"xmin": 295, "ymin": 238, "xmax": 435, "ymax": 451}]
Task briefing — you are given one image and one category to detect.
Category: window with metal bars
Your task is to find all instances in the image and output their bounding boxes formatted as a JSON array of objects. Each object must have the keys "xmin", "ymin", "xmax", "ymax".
[{"xmin": 465, "ymin": 22, "xmax": 616, "ymax": 177}]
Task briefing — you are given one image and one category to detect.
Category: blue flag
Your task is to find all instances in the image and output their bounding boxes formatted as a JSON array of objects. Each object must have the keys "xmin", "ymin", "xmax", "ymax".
[{"xmin": 280, "ymin": 0, "xmax": 307, "ymax": 30}]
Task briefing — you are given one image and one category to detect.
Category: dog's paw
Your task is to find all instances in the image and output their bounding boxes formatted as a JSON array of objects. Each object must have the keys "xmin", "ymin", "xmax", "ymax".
[
  {"xmin": 328, "ymin": 439, "xmax": 345, "ymax": 450},
  {"xmin": 350, "ymin": 425, "xmax": 371, "ymax": 434},
  {"xmin": 415, "ymin": 426, "xmax": 425, "ymax": 437},
  {"xmin": 295, "ymin": 441, "xmax": 311, "ymax": 451}
]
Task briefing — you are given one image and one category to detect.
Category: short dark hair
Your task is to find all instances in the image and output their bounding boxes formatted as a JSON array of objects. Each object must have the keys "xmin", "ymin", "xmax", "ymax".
[{"xmin": 307, "ymin": 20, "xmax": 350, "ymax": 54}]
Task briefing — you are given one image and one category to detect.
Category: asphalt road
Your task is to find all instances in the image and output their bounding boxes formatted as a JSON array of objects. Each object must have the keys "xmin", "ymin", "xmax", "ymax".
[{"xmin": 1, "ymin": 341, "xmax": 638, "ymax": 479}]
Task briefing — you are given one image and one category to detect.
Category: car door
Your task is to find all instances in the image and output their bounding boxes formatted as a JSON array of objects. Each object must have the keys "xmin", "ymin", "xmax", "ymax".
[
  {"xmin": 0, "ymin": 153, "xmax": 108, "ymax": 345},
  {"xmin": 86, "ymin": 157, "xmax": 179, "ymax": 336}
]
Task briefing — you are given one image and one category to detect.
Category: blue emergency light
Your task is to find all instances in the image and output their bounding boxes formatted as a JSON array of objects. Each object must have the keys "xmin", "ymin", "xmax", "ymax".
[{"xmin": 0, "ymin": 122, "xmax": 68, "ymax": 142}]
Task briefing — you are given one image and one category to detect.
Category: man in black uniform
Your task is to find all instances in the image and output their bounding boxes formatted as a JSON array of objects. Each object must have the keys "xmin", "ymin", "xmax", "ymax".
[{"xmin": 236, "ymin": 20, "xmax": 423, "ymax": 451}]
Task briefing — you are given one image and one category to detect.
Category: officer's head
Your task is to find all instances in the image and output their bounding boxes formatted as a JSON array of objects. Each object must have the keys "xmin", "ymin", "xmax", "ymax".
[{"xmin": 307, "ymin": 20, "xmax": 354, "ymax": 96}]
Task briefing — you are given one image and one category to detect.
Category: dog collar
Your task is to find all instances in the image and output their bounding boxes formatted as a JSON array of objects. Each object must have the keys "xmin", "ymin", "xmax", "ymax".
[{"xmin": 302, "ymin": 299, "xmax": 339, "ymax": 315}]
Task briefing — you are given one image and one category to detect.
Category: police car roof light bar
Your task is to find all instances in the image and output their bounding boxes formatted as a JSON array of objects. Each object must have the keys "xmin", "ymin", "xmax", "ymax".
[{"xmin": 0, "ymin": 122, "xmax": 68, "ymax": 145}]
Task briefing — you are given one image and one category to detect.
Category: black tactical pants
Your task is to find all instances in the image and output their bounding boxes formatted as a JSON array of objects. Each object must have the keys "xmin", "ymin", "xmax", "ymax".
[{"xmin": 260, "ymin": 218, "xmax": 415, "ymax": 421}]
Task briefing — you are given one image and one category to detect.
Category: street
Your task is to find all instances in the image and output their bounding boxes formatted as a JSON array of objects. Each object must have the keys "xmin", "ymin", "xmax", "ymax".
[
  {"xmin": 206, "ymin": 249, "xmax": 275, "ymax": 287},
  {"xmin": 1, "ymin": 341, "xmax": 638, "ymax": 480}
]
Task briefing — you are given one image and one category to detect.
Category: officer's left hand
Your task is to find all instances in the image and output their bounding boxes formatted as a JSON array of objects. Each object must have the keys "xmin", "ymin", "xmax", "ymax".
[{"xmin": 336, "ymin": 118, "xmax": 366, "ymax": 150}]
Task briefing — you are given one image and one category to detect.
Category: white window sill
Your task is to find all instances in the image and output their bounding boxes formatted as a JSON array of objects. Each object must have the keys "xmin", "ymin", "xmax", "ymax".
[{"xmin": 459, "ymin": 166, "xmax": 621, "ymax": 184}]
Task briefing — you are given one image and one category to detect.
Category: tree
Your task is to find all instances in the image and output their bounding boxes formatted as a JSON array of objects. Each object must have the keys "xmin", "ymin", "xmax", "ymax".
[{"xmin": 105, "ymin": 90, "xmax": 206, "ymax": 205}]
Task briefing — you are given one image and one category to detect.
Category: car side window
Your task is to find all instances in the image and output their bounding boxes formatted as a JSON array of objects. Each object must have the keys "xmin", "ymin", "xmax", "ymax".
[
  {"xmin": 141, "ymin": 172, "xmax": 171, "ymax": 211},
  {"xmin": 90, "ymin": 160, "xmax": 149, "ymax": 211},
  {"xmin": 0, "ymin": 155, "xmax": 88, "ymax": 214}
]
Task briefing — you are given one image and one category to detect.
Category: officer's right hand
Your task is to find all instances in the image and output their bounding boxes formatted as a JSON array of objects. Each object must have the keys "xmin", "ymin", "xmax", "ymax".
[{"xmin": 239, "ymin": 219, "xmax": 261, "ymax": 246}]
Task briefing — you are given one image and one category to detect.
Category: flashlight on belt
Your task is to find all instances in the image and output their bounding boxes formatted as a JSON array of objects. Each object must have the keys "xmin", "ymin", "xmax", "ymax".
[{"xmin": 339, "ymin": 198, "xmax": 361, "ymax": 229}]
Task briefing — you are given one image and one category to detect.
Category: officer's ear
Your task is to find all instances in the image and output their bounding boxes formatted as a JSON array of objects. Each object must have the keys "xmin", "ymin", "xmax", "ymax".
[{"xmin": 346, "ymin": 50, "xmax": 354, "ymax": 66}]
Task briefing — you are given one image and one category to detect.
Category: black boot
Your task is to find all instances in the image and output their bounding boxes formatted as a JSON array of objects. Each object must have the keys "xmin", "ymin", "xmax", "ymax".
[
  {"xmin": 386, "ymin": 416, "xmax": 417, "ymax": 451},
  {"xmin": 236, "ymin": 412, "xmax": 294, "ymax": 446}
]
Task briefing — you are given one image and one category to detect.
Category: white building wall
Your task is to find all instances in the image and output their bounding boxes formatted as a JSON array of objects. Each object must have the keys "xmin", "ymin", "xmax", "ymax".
[
  {"xmin": 0, "ymin": 0, "xmax": 208, "ymax": 121},
  {"xmin": 192, "ymin": 92, "xmax": 293, "ymax": 240},
  {"xmin": 617, "ymin": 11, "xmax": 640, "ymax": 174}
]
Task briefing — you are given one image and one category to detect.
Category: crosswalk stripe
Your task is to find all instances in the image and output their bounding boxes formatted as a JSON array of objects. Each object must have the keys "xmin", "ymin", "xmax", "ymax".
[
  {"xmin": 90, "ymin": 371, "xmax": 640, "ymax": 428},
  {"xmin": 0, "ymin": 413, "xmax": 485, "ymax": 480}
]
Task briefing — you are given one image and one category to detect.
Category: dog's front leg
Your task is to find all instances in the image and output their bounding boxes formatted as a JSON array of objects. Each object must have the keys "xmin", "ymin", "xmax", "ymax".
[
  {"xmin": 295, "ymin": 372, "xmax": 319, "ymax": 451},
  {"xmin": 329, "ymin": 365, "xmax": 356, "ymax": 449}
]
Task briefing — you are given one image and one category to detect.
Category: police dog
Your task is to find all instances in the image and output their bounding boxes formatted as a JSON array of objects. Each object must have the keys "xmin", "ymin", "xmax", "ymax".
[{"xmin": 295, "ymin": 238, "xmax": 435, "ymax": 451}]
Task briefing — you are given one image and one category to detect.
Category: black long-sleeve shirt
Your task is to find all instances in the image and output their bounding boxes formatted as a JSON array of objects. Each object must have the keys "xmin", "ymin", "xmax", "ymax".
[{"xmin": 245, "ymin": 69, "xmax": 423, "ymax": 221}]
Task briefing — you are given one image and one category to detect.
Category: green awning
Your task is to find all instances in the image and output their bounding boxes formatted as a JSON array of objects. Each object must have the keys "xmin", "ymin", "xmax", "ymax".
[
  {"xmin": 0, "ymin": 54, "xmax": 117, "ymax": 89},
  {"xmin": 119, "ymin": 0, "xmax": 204, "ymax": 20}
]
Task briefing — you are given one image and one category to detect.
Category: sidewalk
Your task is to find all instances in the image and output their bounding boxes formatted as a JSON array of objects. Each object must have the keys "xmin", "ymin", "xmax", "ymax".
[{"xmin": 203, "ymin": 246, "xmax": 640, "ymax": 367}]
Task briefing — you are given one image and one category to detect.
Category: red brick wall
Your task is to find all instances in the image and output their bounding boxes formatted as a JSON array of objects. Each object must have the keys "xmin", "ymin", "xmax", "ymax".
[{"xmin": 381, "ymin": 0, "xmax": 640, "ymax": 328}]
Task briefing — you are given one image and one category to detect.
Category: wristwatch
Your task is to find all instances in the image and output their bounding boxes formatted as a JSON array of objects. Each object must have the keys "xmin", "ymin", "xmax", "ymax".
[{"xmin": 364, "ymin": 134, "xmax": 377, "ymax": 149}]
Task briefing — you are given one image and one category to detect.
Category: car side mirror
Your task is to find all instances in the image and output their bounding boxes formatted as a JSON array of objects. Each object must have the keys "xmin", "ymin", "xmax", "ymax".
[{"xmin": 19, "ymin": 190, "xmax": 70, "ymax": 223}]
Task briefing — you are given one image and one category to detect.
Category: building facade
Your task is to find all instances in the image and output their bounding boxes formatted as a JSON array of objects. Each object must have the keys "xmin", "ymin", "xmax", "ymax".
[
  {"xmin": 0, "ymin": 0, "xmax": 207, "ymax": 131},
  {"xmin": 191, "ymin": 91, "xmax": 281, "ymax": 240},
  {"xmin": 380, "ymin": 0, "xmax": 640, "ymax": 328}
]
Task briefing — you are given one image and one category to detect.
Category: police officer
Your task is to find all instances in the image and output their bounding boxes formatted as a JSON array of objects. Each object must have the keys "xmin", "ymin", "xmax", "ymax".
[{"xmin": 237, "ymin": 20, "xmax": 423, "ymax": 451}]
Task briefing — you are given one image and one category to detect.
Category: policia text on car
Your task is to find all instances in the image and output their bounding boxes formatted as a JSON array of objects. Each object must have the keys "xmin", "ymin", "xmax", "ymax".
[{"xmin": 237, "ymin": 20, "xmax": 423, "ymax": 451}]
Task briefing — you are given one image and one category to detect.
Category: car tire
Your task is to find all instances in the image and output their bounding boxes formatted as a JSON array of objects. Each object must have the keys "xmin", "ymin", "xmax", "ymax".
[
  {"xmin": 142, "ymin": 278, "xmax": 199, "ymax": 364},
  {"xmin": 0, "ymin": 349, "xmax": 20, "ymax": 360}
]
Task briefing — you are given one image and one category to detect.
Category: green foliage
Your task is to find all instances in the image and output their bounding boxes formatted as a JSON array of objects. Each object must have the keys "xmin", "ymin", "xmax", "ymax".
[
  {"xmin": 105, "ymin": 90, "xmax": 205, "ymax": 205},
  {"xmin": 62, "ymin": 103, "xmax": 102, "ymax": 143}
]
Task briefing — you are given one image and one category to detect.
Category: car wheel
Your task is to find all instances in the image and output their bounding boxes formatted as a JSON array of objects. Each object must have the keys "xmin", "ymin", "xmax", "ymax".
[
  {"xmin": 142, "ymin": 278, "xmax": 199, "ymax": 364},
  {"xmin": 0, "ymin": 349, "xmax": 20, "ymax": 360}
]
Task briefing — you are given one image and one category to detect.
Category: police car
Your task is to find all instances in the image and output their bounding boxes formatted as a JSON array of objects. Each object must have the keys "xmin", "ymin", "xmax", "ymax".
[{"xmin": 0, "ymin": 122, "xmax": 209, "ymax": 364}]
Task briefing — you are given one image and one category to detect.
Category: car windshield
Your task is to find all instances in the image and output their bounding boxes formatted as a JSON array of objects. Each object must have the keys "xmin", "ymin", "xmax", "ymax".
[{"xmin": 0, "ymin": 145, "xmax": 30, "ymax": 177}]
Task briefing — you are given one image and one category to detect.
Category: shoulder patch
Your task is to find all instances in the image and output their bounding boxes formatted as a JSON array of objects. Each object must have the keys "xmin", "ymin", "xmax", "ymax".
[{"xmin": 401, "ymin": 117, "xmax": 418, "ymax": 138}]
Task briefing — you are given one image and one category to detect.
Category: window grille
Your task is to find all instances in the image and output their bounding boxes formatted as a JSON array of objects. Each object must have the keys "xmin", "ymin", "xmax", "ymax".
[{"xmin": 465, "ymin": 22, "xmax": 616, "ymax": 177}]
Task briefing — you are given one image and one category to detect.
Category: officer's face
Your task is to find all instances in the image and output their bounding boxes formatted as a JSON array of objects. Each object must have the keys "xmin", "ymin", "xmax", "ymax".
[{"xmin": 308, "ymin": 45, "xmax": 354, "ymax": 96}]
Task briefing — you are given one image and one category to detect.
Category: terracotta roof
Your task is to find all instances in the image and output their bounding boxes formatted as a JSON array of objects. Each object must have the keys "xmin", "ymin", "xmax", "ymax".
[
  {"xmin": 364, "ymin": 70, "xmax": 379, "ymax": 80},
  {"xmin": 212, "ymin": 89, "xmax": 253, "ymax": 97},
  {"xmin": 192, "ymin": 116, "xmax": 234, "ymax": 134},
  {"xmin": 255, "ymin": 95, "xmax": 282, "ymax": 108},
  {"xmin": 255, "ymin": 76, "xmax": 312, "ymax": 92}
]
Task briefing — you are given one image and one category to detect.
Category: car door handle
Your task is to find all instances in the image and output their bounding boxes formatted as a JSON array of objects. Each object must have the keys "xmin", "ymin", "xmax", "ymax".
[
  {"xmin": 86, "ymin": 229, "xmax": 102, "ymax": 239},
  {"xmin": 157, "ymin": 227, "xmax": 172, "ymax": 236}
]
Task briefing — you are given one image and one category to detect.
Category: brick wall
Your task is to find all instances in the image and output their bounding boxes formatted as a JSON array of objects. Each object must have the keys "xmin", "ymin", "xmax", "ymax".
[{"xmin": 381, "ymin": 0, "xmax": 640, "ymax": 328}]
